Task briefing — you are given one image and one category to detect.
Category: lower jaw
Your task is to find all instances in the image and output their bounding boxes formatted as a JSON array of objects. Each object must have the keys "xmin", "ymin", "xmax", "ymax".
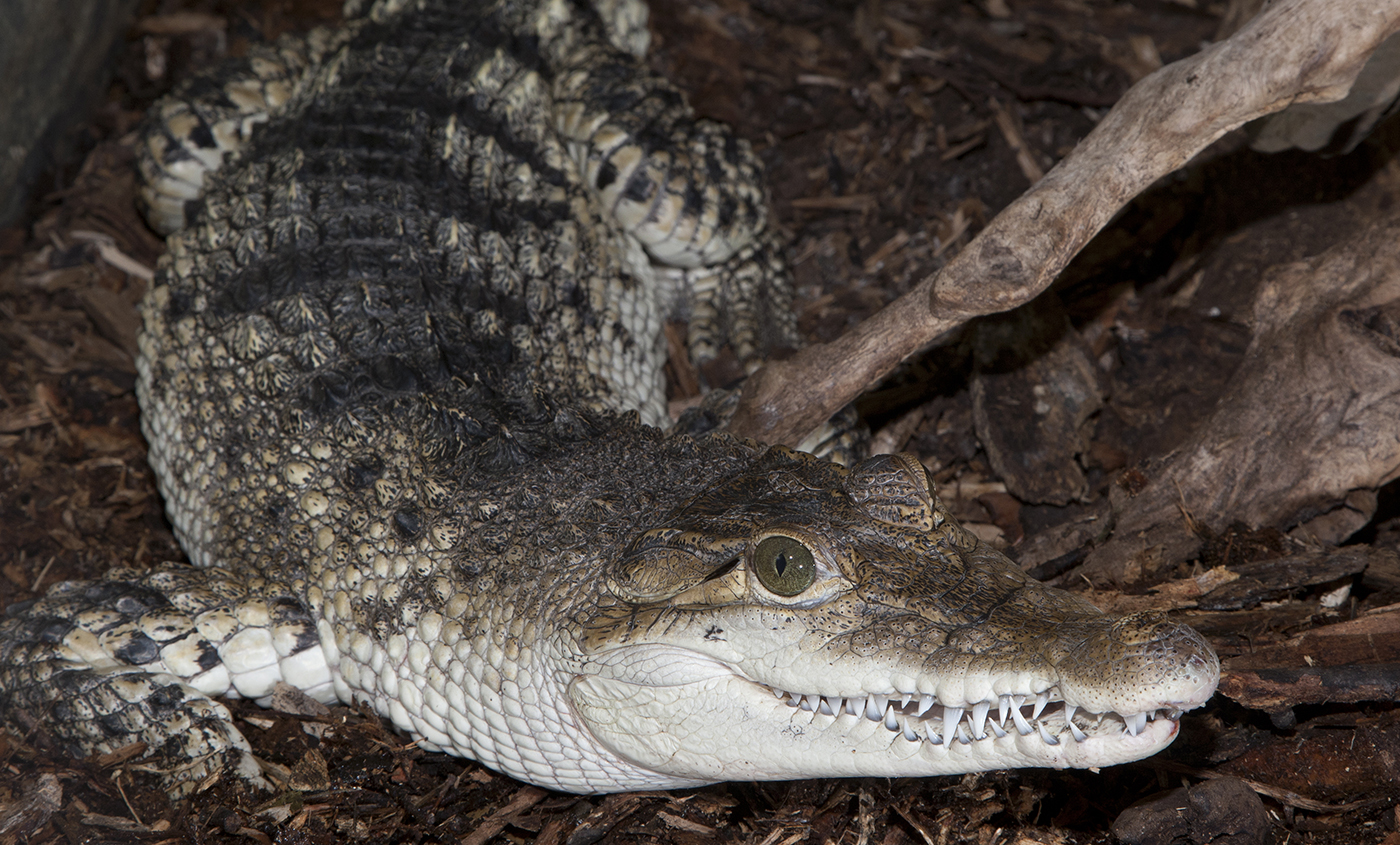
[
  {"xmin": 586, "ymin": 706, "xmax": 1181, "ymax": 786},
  {"xmin": 571, "ymin": 674, "xmax": 1183, "ymax": 786}
]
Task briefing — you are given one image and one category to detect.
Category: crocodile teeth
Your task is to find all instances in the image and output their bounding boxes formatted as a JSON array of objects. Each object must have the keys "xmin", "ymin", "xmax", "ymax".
[
  {"xmin": 1125, "ymin": 711, "xmax": 1147, "ymax": 736},
  {"xmin": 764, "ymin": 682, "xmax": 1180, "ymax": 749},
  {"xmin": 969, "ymin": 701, "xmax": 990, "ymax": 740},
  {"xmin": 1063, "ymin": 706, "xmax": 1086, "ymax": 742},
  {"xmin": 942, "ymin": 707, "xmax": 962, "ymax": 746},
  {"xmin": 864, "ymin": 695, "xmax": 884, "ymax": 722},
  {"xmin": 1010, "ymin": 703, "xmax": 1033, "ymax": 736}
]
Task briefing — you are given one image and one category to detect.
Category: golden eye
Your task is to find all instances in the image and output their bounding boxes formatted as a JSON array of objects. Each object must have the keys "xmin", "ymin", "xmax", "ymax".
[{"xmin": 752, "ymin": 536, "xmax": 817, "ymax": 597}]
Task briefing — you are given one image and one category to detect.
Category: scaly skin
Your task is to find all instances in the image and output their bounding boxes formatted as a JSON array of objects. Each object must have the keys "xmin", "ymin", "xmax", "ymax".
[{"xmin": 0, "ymin": 0, "xmax": 1218, "ymax": 796}]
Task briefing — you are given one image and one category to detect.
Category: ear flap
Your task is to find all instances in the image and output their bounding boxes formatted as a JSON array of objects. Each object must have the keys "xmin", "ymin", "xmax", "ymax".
[
  {"xmin": 844, "ymin": 452, "xmax": 942, "ymax": 532},
  {"xmin": 608, "ymin": 530, "xmax": 746, "ymax": 602}
]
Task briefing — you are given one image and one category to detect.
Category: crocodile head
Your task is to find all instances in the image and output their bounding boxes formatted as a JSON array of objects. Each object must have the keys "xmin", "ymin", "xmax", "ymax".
[{"xmin": 572, "ymin": 448, "xmax": 1218, "ymax": 788}]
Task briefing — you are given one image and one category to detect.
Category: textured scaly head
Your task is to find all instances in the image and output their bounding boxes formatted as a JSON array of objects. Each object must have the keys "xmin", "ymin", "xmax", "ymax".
[{"xmin": 572, "ymin": 448, "xmax": 1218, "ymax": 787}]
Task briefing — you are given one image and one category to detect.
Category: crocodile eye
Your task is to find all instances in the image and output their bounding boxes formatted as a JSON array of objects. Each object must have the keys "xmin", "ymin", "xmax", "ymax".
[{"xmin": 752, "ymin": 536, "xmax": 817, "ymax": 597}]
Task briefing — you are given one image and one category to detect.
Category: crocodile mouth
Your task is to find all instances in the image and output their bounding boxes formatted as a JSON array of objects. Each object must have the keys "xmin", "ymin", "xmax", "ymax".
[
  {"xmin": 762, "ymin": 684, "xmax": 1187, "ymax": 747},
  {"xmin": 569, "ymin": 643, "xmax": 1215, "ymax": 788}
]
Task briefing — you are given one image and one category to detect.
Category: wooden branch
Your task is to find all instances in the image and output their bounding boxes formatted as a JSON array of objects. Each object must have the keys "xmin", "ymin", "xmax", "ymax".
[{"xmin": 727, "ymin": 0, "xmax": 1400, "ymax": 446}]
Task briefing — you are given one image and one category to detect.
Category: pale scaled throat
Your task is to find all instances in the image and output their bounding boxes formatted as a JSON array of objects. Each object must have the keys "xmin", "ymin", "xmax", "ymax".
[{"xmin": 0, "ymin": 0, "xmax": 1218, "ymax": 797}]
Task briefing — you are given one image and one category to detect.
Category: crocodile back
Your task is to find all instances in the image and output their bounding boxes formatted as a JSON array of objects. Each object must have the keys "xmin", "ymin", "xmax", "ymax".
[{"xmin": 138, "ymin": 0, "xmax": 679, "ymax": 575}]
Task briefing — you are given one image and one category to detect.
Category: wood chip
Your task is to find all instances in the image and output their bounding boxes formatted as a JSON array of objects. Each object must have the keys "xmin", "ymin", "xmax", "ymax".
[
  {"xmin": 656, "ymin": 811, "xmax": 716, "ymax": 834},
  {"xmin": 0, "ymin": 773, "xmax": 61, "ymax": 840},
  {"xmin": 0, "ymin": 402, "xmax": 52, "ymax": 433},
  {"xmin": 458, "ymin": 786, "xmax": 548, "ymax": 845},
  {"xmin": 77, "ymin": 285, "xmax": 140, "ymax": 358},
  {"xmin": 989, "ymin": 98, "xmax": 1045, "ymax": 184},
  {"xmin": 134, "ymin": 11, "xmax": 227, "ymax": 36},
  {"xmin": 271, "ymin": 680, "xmax": 333, "ymax": 717},
  {"xmin": 790, "ymin": 194, "xmax": 878, "ymax": 212}
]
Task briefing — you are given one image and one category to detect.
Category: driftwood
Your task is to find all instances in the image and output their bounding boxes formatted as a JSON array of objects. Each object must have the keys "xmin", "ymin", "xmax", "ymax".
[
  {"xmin": 1077, "ymin": 211, "xmax": 1400, "ymax": 584},
  {"xmin": 1220, "ymin": 604, "xmax": 1400, "ymax": 711},
  {"xmin": 726, "ymin": 0, "xmax": 1400, "ymax": 447},
  {"xmin": 969, "ymin": 296, "xmax": 1101, "ymax": 506}
]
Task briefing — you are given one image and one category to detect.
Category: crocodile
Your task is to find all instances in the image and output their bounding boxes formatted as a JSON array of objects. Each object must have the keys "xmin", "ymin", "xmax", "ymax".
[{"xmin": 0, "ymin": 0, "xmax": 1218, "ymax": 796}]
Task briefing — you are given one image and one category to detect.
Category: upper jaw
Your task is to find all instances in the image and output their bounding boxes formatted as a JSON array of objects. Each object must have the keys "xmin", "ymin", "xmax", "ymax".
[{"xmin": 743, "ymin": 609, "xmax": 1220, "ymax": 760}]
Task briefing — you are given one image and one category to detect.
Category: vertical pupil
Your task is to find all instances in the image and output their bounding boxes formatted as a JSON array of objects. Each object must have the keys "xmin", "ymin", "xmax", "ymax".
[{"xmin": 774, "ymin": 552, "xmax": 788, "ymax": 575}]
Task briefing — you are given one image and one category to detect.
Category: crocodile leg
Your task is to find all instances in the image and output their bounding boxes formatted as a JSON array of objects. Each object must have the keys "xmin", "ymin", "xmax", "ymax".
[
  {"xmin": 0, "ymin": 566, "xmax": 331, "ymax": 795},
  {"xmin": 137, "ymin": 26, "xmax": 354, "ymax": 235},
  {"xmin": 666, "ymin": 232, "xmax": 798, "ymax": 374},
  {"xmin": 549, "ymin": 26, "xmax": 797, "ymax": 370}
]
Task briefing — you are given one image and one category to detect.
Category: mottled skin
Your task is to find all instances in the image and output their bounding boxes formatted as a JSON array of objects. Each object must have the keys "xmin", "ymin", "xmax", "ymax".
[{"xmin": 0, "ymin": 0, "xmax": 1217, "ymax": 796}]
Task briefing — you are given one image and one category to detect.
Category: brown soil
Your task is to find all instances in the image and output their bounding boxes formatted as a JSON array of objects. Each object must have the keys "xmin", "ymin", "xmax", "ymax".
[{"xmin": 2, "ymin": 0, "xmax": 1398, "ymax": 843}]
